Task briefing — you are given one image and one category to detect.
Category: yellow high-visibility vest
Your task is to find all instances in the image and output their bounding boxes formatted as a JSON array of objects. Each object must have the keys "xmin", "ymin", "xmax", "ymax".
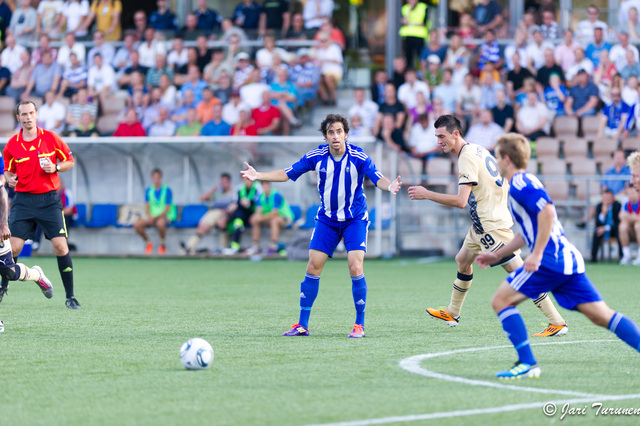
[{"xmin": 399, "ymin": 2, "xmax": 428, "ymax": 39}]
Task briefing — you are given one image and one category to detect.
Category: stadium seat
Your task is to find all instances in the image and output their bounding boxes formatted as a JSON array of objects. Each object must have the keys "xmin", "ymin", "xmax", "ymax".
[
  {"xmin": 0, "ymin": 96, "xmax": 14, "ymax": 113},
  {"xmin": 425, "ymin": 157, "xmax": 453, "ymax": 189},
  {"xmin": 84, "ymin": 204, "xmax": 118, "ymax": 228},
  {"xmin": 542, "ymin": 180, "xmax": 570, "ymax": 201},
  {"xmin": 289, "ymin": 205, "xmax": 302, "ymax": 228},
  {"xmin": 553, "ymin": 116, "xmax": 578, "ymax": 138},
  {"xmin": 101, "ymin": 96, "xmax": 126, "ymax": 115},
  {"xmin": 535, "ymin": 137, "xmax": 560, "ymax": 158},
  {"xmin": 397, "ymin": 156, "xmax": 425, "ymax": 185},
  {"xmin": 622, "ymin": 138, "xmax": 640, "ymax": 151},
  {"xmin": 538, "ymin": 158, "xmax": 567, "ymax": 175},
  {"xmin": 562, "ymin": 137, "xmax": 589, "ymax": 160},
  {"xmin": 568, "ymin": 158, "xmax": 597, "ymax": 176},
  {"xmin": 526, "ymin": 159, "xmax": 539, "ymax": 175},
  {"xmin": 172, "ymin": 204, "xmax": 208, "ymax": 228},
  {"xmin": 97, "ymin": 115, "xmax": 119, "ymax": 136},
  {"xmin": 592, "ymin": 137, "xmax": 619, "ymax": 158},
  {"xmin": 73, "ymin": 203, "xmax": 87, "ymax": 227},
  {"xmin": 300, "ymin": 204, "xmax": 320, "ymax": 229},
  {"xmin": 581, "ymin": 116, "xmax": 600, "ymax": 139},
  {"xmin": 574, "ymin": 181, "xmax": 600, "ymax": 201},
  {"xmin": 369, "ymin": 206, "xmax": 391, "ymax": 230}
]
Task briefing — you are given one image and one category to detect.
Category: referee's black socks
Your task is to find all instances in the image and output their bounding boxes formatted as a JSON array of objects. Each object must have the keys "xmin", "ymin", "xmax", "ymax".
[{"xmin": 57, "ymin": 253, "xmax": 74, "ymax": 299}]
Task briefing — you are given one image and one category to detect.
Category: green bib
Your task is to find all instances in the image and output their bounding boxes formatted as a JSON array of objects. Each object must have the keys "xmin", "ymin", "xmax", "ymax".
[
  {"xmin": 147, "ymin": 184, "xmax": 177, "ymax": 221},
  {"xmin": 259, "ymin": 189, "xmax": 293, "ymax": 222}
]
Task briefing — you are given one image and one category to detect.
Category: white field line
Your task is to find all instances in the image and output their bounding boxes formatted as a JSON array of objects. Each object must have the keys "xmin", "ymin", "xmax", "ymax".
[
  {"xmin": 398, "ymin": 340, "xmax": 619, "ymax": 398},
  {"xmin": 304, "ymin": 340, "xmax": 639, "ymax": 426}
]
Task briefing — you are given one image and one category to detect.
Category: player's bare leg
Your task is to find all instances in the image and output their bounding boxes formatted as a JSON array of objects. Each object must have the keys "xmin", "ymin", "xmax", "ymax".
[
  {"xmin": 502, "ymin": 256, "xmax": 568, "ymax": 336},
  {"xmin": 426, "ymin": 246, "xmax": 476, "ymax": 326}
]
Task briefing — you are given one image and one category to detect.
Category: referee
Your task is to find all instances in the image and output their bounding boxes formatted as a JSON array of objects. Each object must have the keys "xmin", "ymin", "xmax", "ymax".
[{"xmin": 1, "ymin": 100, "xmax": 80, "ymax": 309}]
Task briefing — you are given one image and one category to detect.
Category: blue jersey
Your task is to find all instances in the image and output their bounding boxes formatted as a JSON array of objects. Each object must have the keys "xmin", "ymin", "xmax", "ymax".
[
  {"xmin": 285, "ymin": 144, "xmax": 383, "ymax": 222},
  {"xmin": 508, "ymin": 172, "xmax": 585, "ymax": 275}
]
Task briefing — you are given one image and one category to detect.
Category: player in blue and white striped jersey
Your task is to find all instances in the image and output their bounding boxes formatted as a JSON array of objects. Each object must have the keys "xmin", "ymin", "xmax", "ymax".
[
  {"xmin": 241, "ymin": 114, "xmax": 401, "ymax": 338},
  {"xmin": 477, "ymin": 133, "xmax": 640, "ymax": 379}
]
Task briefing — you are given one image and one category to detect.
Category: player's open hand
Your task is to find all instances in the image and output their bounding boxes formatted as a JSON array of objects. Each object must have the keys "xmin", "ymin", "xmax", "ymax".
[
  {"xmin": 475, "ymin": 252, "xmax": 499, "ymax": 269},
  {"xmin": 389, "ymin": 176, "xmax": 402, "ymax": 195},
  {"xmin": 241, "ymin": 162, "xmax": 258, "ymax": 181},
  {"xmin": 407, "ymin": 185, "xmax": 429, "ymax": 200}
]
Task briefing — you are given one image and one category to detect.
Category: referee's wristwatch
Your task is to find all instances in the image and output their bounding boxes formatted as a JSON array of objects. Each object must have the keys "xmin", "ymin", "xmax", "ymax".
[{"xmin": 55, "ymin": 164, "xmax": 60, "ymax": 172}]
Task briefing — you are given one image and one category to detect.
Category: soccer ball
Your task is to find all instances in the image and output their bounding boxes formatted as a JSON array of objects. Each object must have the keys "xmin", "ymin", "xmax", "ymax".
[{"xmin": 180, "ymin": 338, "xmax": 214, "ymax": 370}]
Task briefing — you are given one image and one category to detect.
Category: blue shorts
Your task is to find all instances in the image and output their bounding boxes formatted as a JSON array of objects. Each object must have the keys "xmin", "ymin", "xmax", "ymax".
[
  {"xmin": 309, "ymin": 218, "xmax": 369, "ymax": 258},
  {"xmin": 507, "ymin": 265, "xmax": 603, "ymax": 310}
]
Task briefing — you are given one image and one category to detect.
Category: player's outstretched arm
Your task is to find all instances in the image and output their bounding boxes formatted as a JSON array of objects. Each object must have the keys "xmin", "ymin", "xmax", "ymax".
[
  {"xmin": 407, "ymin": 183, "xmax": 472, "ymax": 209},
  {"xmin": 241, "ymin": 162, "xmax": 290, "ymax": 182},
  {"xmin": 476, "ymin": 233, "xmax": 526, "ymax": 269},
  {"xmin": 376, "ymin": 176, "xmax": 402, "ymax": 195}
]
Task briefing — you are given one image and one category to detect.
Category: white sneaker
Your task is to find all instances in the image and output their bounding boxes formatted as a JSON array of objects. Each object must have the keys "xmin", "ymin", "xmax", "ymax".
[
  {"xmin": 620, "ymin": 255, "xmax": 632, "ymax": 265},
  {"xmin": 244, "ymin": 245, "xmax": 261, "ymax": 255},
  {"xmin": 0, "ymin": 320, "xmax": 4, "ymax": 333},
  {"xmin": 633, "ymin": 258, "xmax": 640, "ymax": 266},
  {"xmin": 221, "ymin": 247, "xmax": 239, "ymax": 255}
]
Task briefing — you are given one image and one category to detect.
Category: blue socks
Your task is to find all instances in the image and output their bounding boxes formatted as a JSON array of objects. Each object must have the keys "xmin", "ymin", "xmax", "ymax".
[
  {"xmin": 296, "ymin": 273, "xmax": 368, "ymax": 330},
  {"xmin": 352, "ymin": 274, "xmax": 367, "ymax": 327},
  {"xmin": 298, "ymin": 273, "xmax": 319, "ymax": 329},
  {"xmin": 497, "ymin": 307, "xmax": 536, "ymax": 365},
  {"xmin": 609, "ymin": 312, "xmax": 640, "ymax": 351}
]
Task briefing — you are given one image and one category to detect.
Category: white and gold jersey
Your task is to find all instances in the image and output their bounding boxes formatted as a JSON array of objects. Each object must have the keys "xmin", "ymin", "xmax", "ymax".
[{"xmin": 458, "ymin": 143, "xmax": 513, "ymax": 234}]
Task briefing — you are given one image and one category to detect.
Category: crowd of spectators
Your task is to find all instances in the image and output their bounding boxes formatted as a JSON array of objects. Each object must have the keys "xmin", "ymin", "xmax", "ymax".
[
  {"xmin": 354, "ymin": 2, "xmax": 640, "ymax": 176},
  {"xmin": 0, "ymin": 0, "xmax": 344, "ymax": 137}
]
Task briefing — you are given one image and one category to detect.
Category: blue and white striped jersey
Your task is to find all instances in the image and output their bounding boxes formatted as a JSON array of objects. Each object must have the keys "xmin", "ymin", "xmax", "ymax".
[
  {"xmin": 508, "ymin": 171, "xmax": 586, "ymax": 275},
  {"xmin": 285, "ymin": 143, "xmax": 383, "ymax": 222}
]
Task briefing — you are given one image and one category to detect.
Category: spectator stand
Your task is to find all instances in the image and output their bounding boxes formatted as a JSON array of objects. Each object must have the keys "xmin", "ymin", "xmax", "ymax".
[{"xmin": 35, "ymin": 135, "xmax": 398, "ymax": 257}]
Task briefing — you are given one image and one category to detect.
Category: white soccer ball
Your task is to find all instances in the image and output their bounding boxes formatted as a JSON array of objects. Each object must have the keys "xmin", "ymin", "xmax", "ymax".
[{"xmin": 180, "ymin": 338, "xmax": 214, "ymax": 370}]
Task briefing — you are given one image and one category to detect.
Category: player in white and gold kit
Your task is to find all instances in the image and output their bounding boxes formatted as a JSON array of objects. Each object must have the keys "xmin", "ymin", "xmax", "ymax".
[
  {"xmin": 408, "ymin": 115, "xmax": 567, "ymax": 337},
  {"xmin": 0, "ymin": 173, "xmax": 54, "ymax": 333}
]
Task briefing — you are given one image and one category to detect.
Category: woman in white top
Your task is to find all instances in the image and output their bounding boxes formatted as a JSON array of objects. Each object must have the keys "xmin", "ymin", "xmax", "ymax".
[
  {"xmin": 158, "ymin": 73, "xmax": 177, "ymax": 111},
  {"xmin": 60, "ymin": 0, "xmax": 89, "ymax": 38},
  {"xmin": 314, "ymin": 32, "xmax": 342, "ymax": 106}
]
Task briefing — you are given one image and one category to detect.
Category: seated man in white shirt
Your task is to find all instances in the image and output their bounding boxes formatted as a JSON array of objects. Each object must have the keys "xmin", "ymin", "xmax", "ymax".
[
  {"xmin": 464, "ymin": 109, "xmax": 504, "ymax": 152},
  {"xmin": 408, "ymin": 113, "xmax": 440, "ymax": 160},
  {"xmin": 347, "ymin": 88, "xmax": 378, "ymax": 134},
  {"xmin": 87, "ymin": 53, "xmax": 116, "ymax": 109},
  {"xmin": 37, "ymin": 90, "xmax": 66, "ymax": 134},
  {"xmin": 516, "ymin": 90, "xmax": 550, "ymax": 141},
  {"xmin": 397, "ymin": 68, "xmax": 430, "ymax": 110}
]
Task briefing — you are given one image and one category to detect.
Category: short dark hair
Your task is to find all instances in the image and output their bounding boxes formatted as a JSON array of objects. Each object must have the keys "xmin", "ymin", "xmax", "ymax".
[
  {"xmin": 151, "ymin": 168, "xmax": 163, "ymax": 176},
  {"xmin": 319, "ymin": 114, "xmax": 349, "ymax": 136},
  {"xmin": 15, "ymin": 100, "xmax": 37, "ymax": 116},
  {"xmin": 433, "ymin": 114, "xmax": 462, "ymax": 134},
  {"xmin": 221, "ymin": 172, "xmax": 231, "ymax": 180}
]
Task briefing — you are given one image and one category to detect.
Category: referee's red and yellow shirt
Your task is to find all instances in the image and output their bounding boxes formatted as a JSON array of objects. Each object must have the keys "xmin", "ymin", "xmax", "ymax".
[{"xmin": 3, "ymin": 127, "xmax": 74, "ymax": 194}]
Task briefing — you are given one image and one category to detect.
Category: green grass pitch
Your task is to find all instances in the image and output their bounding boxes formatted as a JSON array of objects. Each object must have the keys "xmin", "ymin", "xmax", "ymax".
[{"xmin": 2, "ymin": 257, "xmax": 640, "ymax": 425}]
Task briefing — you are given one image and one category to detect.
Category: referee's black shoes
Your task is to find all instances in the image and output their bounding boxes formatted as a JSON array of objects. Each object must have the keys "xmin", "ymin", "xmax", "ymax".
[{"xmin": 66, "ymin": 297, "xmax": 81, "ymax": 310}]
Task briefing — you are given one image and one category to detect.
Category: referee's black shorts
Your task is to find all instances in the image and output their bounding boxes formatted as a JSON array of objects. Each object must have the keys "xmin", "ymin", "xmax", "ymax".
[{"xmin": 9, "ymin": 191, "xmax": 67, "ymax": 241}]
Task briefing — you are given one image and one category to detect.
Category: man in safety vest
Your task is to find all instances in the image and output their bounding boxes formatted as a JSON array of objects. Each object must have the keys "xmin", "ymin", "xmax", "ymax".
[
  {"xmin": 399, "ymin": 0, "xmax": 429, "ymax": 69},
  {"xmin": 134, "ymin": 168, "xmax": 177, "ymax": 255}
]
